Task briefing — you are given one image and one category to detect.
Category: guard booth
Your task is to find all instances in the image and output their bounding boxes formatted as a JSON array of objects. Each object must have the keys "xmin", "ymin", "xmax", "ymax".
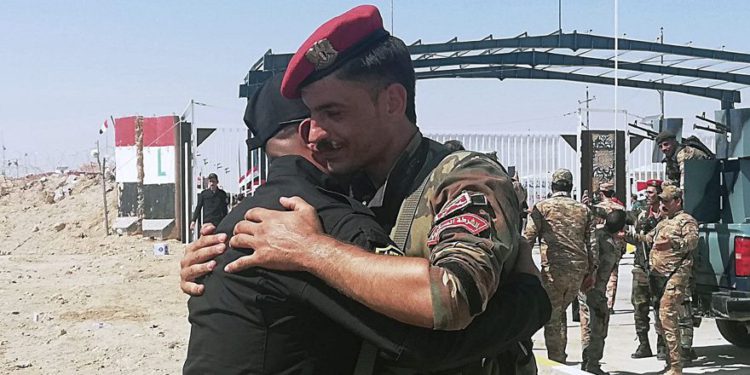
[{"xmin": 113, "ymin": 115, "xmax": 192, "ymax": 241}]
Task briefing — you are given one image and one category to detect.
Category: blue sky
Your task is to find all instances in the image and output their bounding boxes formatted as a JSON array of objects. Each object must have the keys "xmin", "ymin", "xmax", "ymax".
[{"xmin": 1, "ymin": 1, "xmax": 749, "ymax": 172}]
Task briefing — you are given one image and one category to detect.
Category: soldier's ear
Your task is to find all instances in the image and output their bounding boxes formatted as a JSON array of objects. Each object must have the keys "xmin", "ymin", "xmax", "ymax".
[{"xmin": 382, "ymin": 83, "xmax": 407, "ymax": 118}]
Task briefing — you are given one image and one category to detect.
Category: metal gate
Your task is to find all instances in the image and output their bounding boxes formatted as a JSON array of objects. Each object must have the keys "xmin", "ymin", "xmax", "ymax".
[{"xmin": 241, "ymin": 131, "xmax": 715, "ymax": 208}]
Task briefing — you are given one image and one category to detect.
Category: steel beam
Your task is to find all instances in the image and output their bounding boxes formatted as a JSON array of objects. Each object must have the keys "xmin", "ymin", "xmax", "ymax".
[{"xmin": 415, "ymin": 66, "xmax": 741, "ymax": 103}]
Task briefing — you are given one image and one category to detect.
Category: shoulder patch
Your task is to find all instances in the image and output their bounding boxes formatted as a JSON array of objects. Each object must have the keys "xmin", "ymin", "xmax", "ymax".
[
  {"xmin": 427, "ymin": 213, "xmax": 491, "ymax": 246},
  {"xmin": 435, "ymin": 191, "xmax": 488, "ymax": 223}
]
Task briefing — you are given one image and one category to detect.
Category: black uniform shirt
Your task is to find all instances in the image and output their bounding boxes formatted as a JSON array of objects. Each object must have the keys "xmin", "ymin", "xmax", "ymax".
[
  {"xmin": 185, "ymin": 155, "xmax": 394, "ymax": 375},
  {"xmin": 192, "ymin": 187, "xmax": 229, "ymax": 226}
]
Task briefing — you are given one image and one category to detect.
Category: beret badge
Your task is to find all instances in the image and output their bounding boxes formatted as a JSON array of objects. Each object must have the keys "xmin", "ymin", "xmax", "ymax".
[{"xmin": 305, "ymin": 39, "xmax": 339, "ymax": 70}]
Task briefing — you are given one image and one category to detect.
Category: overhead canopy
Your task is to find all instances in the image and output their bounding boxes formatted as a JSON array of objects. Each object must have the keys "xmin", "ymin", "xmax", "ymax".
[{"xmin": 240, "ymin": 30, "xmax": 750, "ymax": 109}]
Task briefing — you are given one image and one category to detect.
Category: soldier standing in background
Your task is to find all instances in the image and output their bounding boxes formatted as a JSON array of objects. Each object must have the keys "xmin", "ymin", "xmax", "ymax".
[
  {"xmin": 595, "ymin": 183, "xmax": 626, "ymax": 313},
  {"xmin": 524, "ymin": 168, "xmax": 596, "ymax": 364},
  {"xmin": 626, "ymin": 186, "xmax": 699, "ymax": 375},
  {"xmin": 190, "ymin": 173, "xmax": 229, "ymax": 231},
  {"xmin": 579, "ymin": 209, "xmax": 628, "ymax": 375},
  {"xmin": 629, "ymin": 179, "xmax": 666, "ymax": 359},
  {"xmin": 656, "ymin": 131, "xmax": 710, "ymax": 187},
  {"xmin": 512, "ymin": 170, "xmax": 529, "ymax": 234}
]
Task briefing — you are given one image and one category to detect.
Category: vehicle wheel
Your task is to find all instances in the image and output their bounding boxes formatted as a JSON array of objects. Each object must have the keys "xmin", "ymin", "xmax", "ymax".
[{"xmin": 716, "ymin": 319, "xmax": 750, "ymax": 348}]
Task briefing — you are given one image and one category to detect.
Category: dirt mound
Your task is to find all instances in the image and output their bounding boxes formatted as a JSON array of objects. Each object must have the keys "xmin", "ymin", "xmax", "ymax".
[{"xmin": 0, "ymin": 173, "xmax": 188, "ymax": 374}]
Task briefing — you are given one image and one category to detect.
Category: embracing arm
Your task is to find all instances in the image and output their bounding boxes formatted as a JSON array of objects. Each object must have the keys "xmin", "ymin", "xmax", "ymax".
[
  {"xmin": 228, "ymin": 155, "xmax": 518, "ymax": 331},
  {"xmin": 227, "ymin": 197, "xmax": 434, "ymax": 328}
]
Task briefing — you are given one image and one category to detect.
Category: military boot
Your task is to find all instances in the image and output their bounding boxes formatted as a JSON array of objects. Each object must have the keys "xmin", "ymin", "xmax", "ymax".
[
  {"xmin": 583, "ymin": 363, "xmax": 610, "ymax": 375},
  {"xmin": 656, "ymin": 335, "xmax": 667, "ymax": 361},
  {"xmin": 631, "ymin": 333, "xmax": 653, "ymax": 358},
  {"xmin": 681, "ymin": 347, "xmax": 697, "ymax": 363}
]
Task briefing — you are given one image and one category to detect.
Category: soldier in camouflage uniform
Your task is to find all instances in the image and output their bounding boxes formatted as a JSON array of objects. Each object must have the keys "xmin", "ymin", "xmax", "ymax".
[
  {"xmin": 656, "ymin": 131, "xmax": 710, "ymax": 188},
  {"xmin": 593, "ymin": 183, "xmax": 626, "ymax": 313},
  {"xmin": 657, "ymin": 131, "xmax": 704, "ymax": 361},
  {"xmin": 628, "ymin": 179, "xmax": 666, "ymax": 359},
  {"xmin": 579, "ymin": 209, "xmax": 627, "ymax": 375},
  {"xmin": 524, "ymin": 169, "xmax": 595, "ymax": 364},
  {"xmin": 218, "ymin": 5, "xmax": 549, "ymax": 374},
  {"xmin": 625, "ymin": 186, "xmax": 699, "ymax": 375}
]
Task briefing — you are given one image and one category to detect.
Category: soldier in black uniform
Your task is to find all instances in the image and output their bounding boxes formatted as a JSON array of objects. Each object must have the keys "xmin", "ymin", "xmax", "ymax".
[
  {"xmin": 190, "ymin": 172, "xmax": 228, "ymax": 230},
  {"xmin": 183, "ymin": 75, "xmax": 550, "ymax": 374}
]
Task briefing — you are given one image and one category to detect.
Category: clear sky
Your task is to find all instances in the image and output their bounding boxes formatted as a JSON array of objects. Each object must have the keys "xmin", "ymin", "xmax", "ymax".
[{"xmin": 1, "ymin": 0, "xmax": 749, "ymax": 173}]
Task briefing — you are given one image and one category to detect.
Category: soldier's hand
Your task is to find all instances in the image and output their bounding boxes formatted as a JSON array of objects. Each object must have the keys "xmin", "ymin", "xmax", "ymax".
[
  {"xmin": 580, "ymin": 274, "xmax": 595, "ymax": 292},
  {"xmin": 581, "ymin": 190, "xmax": 590, "ymax": 205},
  {"xmin": 512, "ymin": 238, "xmax": 540, "ymax": 278},
  {"xmin": 179, "ymin": 224, "xmax": 226, "ymax": 296},
  {"xmin": 226, "ymin": 196, "xmax": 324, "ymax": 273}
]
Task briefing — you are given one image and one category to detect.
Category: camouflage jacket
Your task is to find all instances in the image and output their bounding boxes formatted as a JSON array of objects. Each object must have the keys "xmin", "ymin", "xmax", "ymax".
[
  {"xmin": 591, "ymin": 198, "xmax": 626, "ymax": 253},
  {"xmin": 523, "ymin": 191, "xmax": 594, "ymax": 274},
  {"xmin": 626, "ymin": 210, "xmax": 699, "ymax": 276},
  {"xmin": 664, "ymin": 144, "xmax": 710, "ymax": 187},
  {"xmin": 630, "ymin": 205, "xmax": 663, "ymax": 269},
  {"xmin": 361, "ymin": 132, "xmax": 520, "ymax": 331}
]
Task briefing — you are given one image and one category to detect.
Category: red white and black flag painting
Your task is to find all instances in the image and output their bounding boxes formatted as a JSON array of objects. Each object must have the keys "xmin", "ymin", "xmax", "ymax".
[{"xmin": 99, "ymin": 119, "xmax": 109, "ymax": 134}]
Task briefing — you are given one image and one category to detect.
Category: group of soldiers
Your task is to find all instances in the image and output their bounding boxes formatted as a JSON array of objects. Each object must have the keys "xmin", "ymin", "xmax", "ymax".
[{"xmin": 526, "ymin": 130, "xmax": 710, "ymax": 375}]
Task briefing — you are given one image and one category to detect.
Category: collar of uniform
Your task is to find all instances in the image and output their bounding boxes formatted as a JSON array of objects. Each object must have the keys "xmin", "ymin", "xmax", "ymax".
[
  {"xmin": 366, "ymin": 130, "xmax": 423, "ymax": 208},
  {"xmin": 668, "ymin": 209, "xmax": 684, "ymax": 219},
  {"xmin": 267, "ymin": 155, "xmax": 348, "ymax": 194},
  {"xmin": 551, "ymin": 191, "xmax": 570, "ymax": 198}
]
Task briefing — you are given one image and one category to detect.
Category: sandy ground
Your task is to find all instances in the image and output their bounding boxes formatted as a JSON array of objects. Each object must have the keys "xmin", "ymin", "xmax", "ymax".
[{"xmin": 0, "ymin": 174, "xmax": 189, "ymax": 374}]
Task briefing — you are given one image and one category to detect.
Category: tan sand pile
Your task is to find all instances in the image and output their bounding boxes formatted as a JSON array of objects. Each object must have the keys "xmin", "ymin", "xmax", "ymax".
[{"xmin": 0, "ymin": 174, "xmax": 189, "ymax": 374}]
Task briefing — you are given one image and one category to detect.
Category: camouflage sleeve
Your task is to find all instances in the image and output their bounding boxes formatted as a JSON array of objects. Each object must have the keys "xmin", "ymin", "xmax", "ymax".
[
  {"xmin": 673, "ymin": 217, "xmax": 699, "ymax": 253},
  {"xmin": 677, "ymin": 147, "xmax": 708, "ymax": 187},
  {"xmin": 425, "ymin": 153, "xmax": 520, "ymax": 330},
  {"xmin": 522, "ymin": 204, "xmax": 539, "ymax": 244},
  {"xmin": 586, "ymin": 208, "xmax": 598, "ymax": 274},
  {"xmin": 677, "ymin": 149, "xmax": 687, "ymax": 188},
  {"xmin": 626, "ymin": 223, "xmax": 656, "ymax": 246}
]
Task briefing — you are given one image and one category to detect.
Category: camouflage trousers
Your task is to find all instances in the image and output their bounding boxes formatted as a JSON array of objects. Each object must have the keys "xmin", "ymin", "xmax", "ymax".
[
  {"xmin": 579, "ymin": 250, "xmax": 622, "ymax": 366},
  {"xmin": 541, "ymin": 266, "xmax": 587, "ymax": 362},
  {"xmin": 631, "ymin": 266, "xmax": 651, "ymax": 335},
  {"xmin": 652, "ymin": 276, "xmax": 695, "ymax": 354},
  {"xmin": 656, "ymin": 274, "xmax": 689, "ymax": 370},
  {"xmin": 606, "ymin": 260, "xmax": 620, "ymax": 310}
]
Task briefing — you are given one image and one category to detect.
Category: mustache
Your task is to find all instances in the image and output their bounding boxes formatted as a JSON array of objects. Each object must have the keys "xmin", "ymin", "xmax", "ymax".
[{"xmin": 313, "ymin": 139, "xmax": 339, "ymax": 152}]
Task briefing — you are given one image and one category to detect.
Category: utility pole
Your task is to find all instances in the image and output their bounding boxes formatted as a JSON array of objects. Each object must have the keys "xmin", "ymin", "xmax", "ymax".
[
  {"xmin": 578, "ymin": 86, "xmax": 597, "ymax": 129},
  {"xmin": 1, "ymin": 131, "xmax": 5, "ymax": 178},
  {"xmin": 135, "ymin": 116, "xmax": 145, "ymax": 231},
  {"xmin": 96, "ymin": 141, "xmax": 110, "ymax": 235},
  {"xmin": 659, "ymin": 27, "xmax": 665, "ymax": 119}
]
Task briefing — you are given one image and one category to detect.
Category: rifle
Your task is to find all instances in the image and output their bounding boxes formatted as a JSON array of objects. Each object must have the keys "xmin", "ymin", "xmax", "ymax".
[
  {"xmin": 628, "ymin": 121, "xmax": 657, "ymax": 140},
  {"xmin": 694, "ymin": 112, "xmax": 729, "ymax": 135}
]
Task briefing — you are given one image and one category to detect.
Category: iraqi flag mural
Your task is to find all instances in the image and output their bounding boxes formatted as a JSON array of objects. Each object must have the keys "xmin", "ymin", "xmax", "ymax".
[{"xmin": 114, "ymin": 116, "xmax": 179, "ymax": 220}]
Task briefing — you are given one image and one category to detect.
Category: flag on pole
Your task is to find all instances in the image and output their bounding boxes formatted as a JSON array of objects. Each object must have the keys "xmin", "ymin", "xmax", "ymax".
[{"xmin": 99, "ymin": 119, "xmax": 109, "ymax": 134}]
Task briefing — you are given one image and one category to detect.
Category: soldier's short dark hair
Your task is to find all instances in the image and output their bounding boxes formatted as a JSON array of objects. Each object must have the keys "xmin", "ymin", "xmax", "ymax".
[
  {"xmin": 551, "ymin": 181, "xmax": 572, "ymax": 193},
  {"xmin": 605, "ymin": 210, "xmax": 626, "ymax": 233},
  {"xmin": 443, "ymin": 140, "xmax": 465, "ymax": 152},
  {"xmin": 646, "ymin": 179, "xmax": 663, "ymax": 194},
  {"xmin": 333, "ymin": 36, "xmax": 417, "ymax": 123},
  {"xmin": 207, "ymin": 173, "xmax": 218, "ymax": 181}
]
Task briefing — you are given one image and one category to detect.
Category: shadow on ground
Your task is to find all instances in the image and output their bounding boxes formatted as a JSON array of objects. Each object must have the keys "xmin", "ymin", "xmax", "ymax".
[{"xmin": 611, "ymin": 344, "xmax": 750, "ymax": 375}]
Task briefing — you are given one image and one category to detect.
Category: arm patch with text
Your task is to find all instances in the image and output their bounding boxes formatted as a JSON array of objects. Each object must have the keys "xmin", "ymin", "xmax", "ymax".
[
  {"xmin": 434, "ymin": 191, "xmax": 488, "ymax": 222},
  {"xmin": 427, "ymin": 213, "xmax": 491, "ymax": 246}
]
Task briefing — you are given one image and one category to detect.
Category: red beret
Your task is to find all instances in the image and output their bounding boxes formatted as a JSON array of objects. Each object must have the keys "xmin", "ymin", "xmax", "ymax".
[
  {"xmin": 646, "ymin": 179, "xmax": 663, "ymax": 187},
  {"xmin": 281, "ymin": 5, "xmax": 389, "ymax": 99}
]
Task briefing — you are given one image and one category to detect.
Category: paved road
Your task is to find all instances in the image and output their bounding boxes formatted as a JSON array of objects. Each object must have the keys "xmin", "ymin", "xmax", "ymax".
[{"xmin": 533, "ymin": 253, "xmax": 750, "ymax": 375}]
